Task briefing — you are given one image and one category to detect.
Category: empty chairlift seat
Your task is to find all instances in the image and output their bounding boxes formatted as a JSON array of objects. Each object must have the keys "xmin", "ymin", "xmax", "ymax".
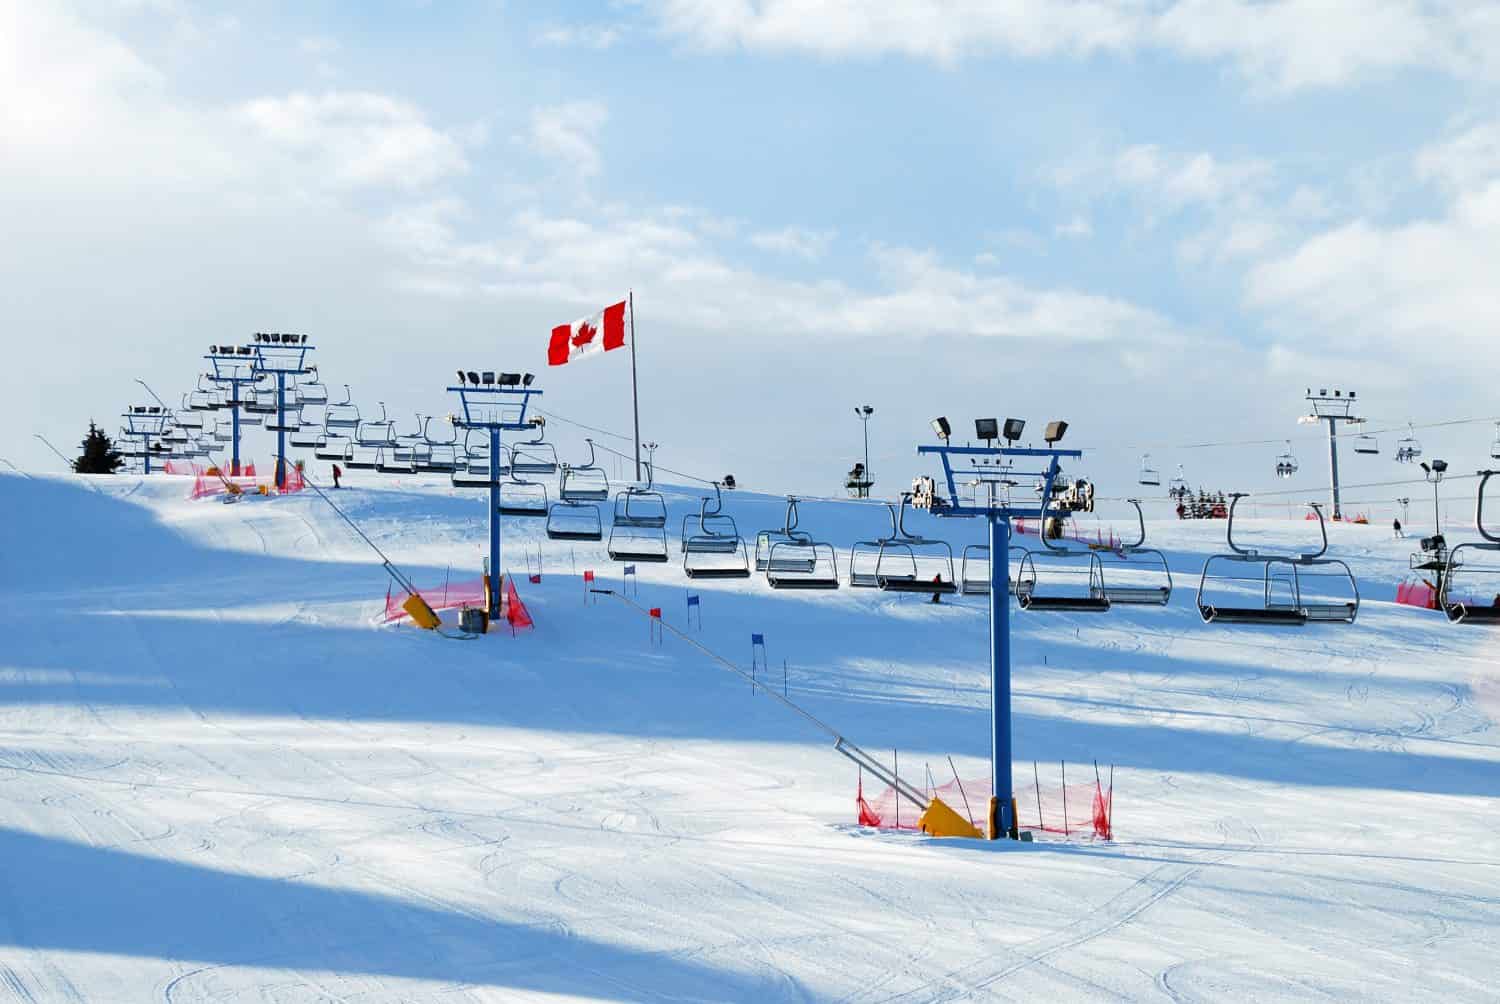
[
  {"xmin": 1097, "ymin": 500, "xmax": 1173, "ymax": 606},
  {"xmin": 546, "ymin": 499, "xmax": 604, "ymax": 541},
  {"xmin": 1196, "ymin": 495, "xmax": 1358, "ymax": 625},
  {"xmin": 560, "ymin": 439, "xmax": 609, "ymax": 502},
  {"xmin": 498, "ymin": 471, "xmax": 549, "ymax": 517},
  {"xmin": 755, "ymin": 498, "xmax": 839, "ymax": 589},
  {"xmin": 608, "ymin": 479, "xmax": 670, "ymax": 563},
  {"xmin": 683, "ymin": 482, "xmax": 751, "ymax": 579},
  {"xmin": 960, "ymin": 544, "xmax": 1030, "ymax": 596},
  {"xmin": 867, "ymin": 494, "xmax": 955, "ymax": 594},
  {"xmin": 1440, "ymin": 470, "xmax": 1500, "ymax": 624}
]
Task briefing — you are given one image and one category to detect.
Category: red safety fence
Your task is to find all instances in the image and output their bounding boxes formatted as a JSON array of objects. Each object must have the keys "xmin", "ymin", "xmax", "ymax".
[
  {"xmin": 189, "ymin": 462, "xmax": 303, "ymax": 500},
  {"xmin": 1014, "ymin": 519, "xmax": 1121, "ymax": 552},
  {"xmin": 1396, "ymin": 577, "xmax": 1438, "ymax": 610},
  {"xmin": 383, "ymin": 575, "xmax": 535, "ymax": 632},
  {"xmin": 384, "ymin": 577, "xmax": 488, "ymax": 623},
  {"xmin": 858, "ymin": 766, "xmax": 1113, "ymax": 840}
]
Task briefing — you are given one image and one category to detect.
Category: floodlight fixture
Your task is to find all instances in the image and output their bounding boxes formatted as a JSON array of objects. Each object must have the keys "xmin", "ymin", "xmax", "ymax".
[
  {"xmin": 723, "ymin": 475, "xmax": 737, "ymax": 490},
  {"xmin": 975, "ymin": 418, "xmax": 999, "ymax": 443},
  {"xmin": 1002, "ymin": 418, "xmax": 1025, "ymax": 443},
  {"xmin": 931, "ymin": 416, "xmax": 951, "ymax": 442},
  {"xmin": 466, "ymin": 370, "xmax": 479, "ymax": 386},
  {"xmin": 499, "ymin": 372, "xmax": 521, "ymax": 387},
  {"xmin": 481, "ymin": 371, "xmax": 495, "ymax": 385},
  {"xmin": 1432, "ymin": 459, "xmax": 1448, "ymax": 474},
  {"xmin": 456, "ymin": 369, "xmax": 466, "ymax": 385},
  {"xmin": 522, "ymin": 373, "xmax": 535, "ymax": 386},
  {"xmin": 856, "ymin": 404, "xmax": 874, "ymax": 418},
  {"xmin": 1044, "ymin": 420, "xmax": 1069, "ymax": 444}
]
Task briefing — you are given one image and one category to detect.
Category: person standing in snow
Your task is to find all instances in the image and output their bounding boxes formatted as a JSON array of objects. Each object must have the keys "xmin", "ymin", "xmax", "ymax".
[
  {"xmin": 1393, "ymin": 517, "xmax": 1403, "ymax": 538},
  {"xmin": 332, "ymin": 463, "xmax": 342, "ymax": 489}
]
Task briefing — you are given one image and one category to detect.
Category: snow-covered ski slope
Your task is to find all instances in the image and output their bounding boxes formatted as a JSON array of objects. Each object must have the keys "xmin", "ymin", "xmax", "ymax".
[{"xmin": 2, "ymin": 469, "xmax": 1498, "ymax": 1002}]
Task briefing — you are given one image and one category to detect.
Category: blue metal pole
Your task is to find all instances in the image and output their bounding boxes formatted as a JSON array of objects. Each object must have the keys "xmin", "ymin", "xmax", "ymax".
[
  {"xmin": 988, "ymin": 512, "xmax": 1014, "ymax": 839},
  {"xmin": 489, "ymin": 425, "xmax": 502, "ymax": 621},
  {"xmin": 230, "ymin": 378, "xmax": 242, "ymax": 475},
  {"xmin": 275, "ymin": 371, "xmax": 287, "ymax": 490},
  {"xmin": 141, "ymin": 434, "xmax": 151, "ymax": 475}
]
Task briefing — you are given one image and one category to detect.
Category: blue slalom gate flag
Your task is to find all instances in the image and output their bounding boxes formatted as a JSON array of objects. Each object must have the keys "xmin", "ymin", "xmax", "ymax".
[
  {"xmin": 687, "ymin": 594, "xmax": 701, "ymax": 607},
  {"xmin": 751, "ymin": 633, "xmax": 764, "ymax": 645},
  {"xmin": 624, "ymin": 565, "xmax": 637, "ymax": 576}
]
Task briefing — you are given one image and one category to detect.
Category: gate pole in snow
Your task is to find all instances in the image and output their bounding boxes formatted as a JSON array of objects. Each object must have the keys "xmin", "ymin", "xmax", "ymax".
[{"xmin": 917, "ymin": 427, "xmax": 1081, "ymax": 839}]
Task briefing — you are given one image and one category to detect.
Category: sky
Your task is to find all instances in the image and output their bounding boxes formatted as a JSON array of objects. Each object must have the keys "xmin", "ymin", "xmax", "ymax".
[{"xmin": 4, "ymin": 0, "xmax": 1500, "ymax": 514}]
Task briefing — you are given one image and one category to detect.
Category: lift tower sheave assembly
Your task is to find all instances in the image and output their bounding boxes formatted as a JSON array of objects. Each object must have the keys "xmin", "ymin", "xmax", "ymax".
[
  {"xmin": 915, "ymin": 417, "xmax": 1080, "ymax": 840},
  {"xmin": 1300, "ymin": 388, "xmax": 1363, "ymax": 521},
  {"xmin": 449, "ymin": 371, "xmax": 542, "ymax": 623}
]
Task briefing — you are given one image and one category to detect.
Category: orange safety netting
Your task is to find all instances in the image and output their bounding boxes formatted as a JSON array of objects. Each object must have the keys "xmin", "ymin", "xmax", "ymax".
[
  {"xmin": 858, "ymin": 771, "xmax": 1113, "ymax": 840},
  {"xmin": 189, "ymin": 462, "xmax": 303, "ymax": 500},
  {"xmin": 384, "ymin": 577, "xmax": 488, "ymax": 623},
  {"xmin": 382, "ymin": 575, "xmax": 535, "ymax": 633}
]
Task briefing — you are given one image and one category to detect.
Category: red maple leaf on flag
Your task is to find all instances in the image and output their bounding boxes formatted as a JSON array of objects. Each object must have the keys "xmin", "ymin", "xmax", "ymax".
[{"xmin": 572, "ymin": 321, "xmax": 597, "ymax": 348}]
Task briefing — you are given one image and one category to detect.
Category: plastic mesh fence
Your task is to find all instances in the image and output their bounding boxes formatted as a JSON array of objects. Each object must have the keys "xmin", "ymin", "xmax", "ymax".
[
  {"xmin": 190, "ymin": 462, "xmax": 303, "ymax": 500},
  {"xmin": 858, "ymin": 770, "xmax": 1112, "ymax": 840},
  {"xmin": 384, "ymin": 577, "xmax": 488, "ymax": 623}
]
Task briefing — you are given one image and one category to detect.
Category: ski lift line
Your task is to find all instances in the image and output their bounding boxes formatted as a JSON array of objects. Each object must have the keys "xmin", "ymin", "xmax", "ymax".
[
  {"xmin": 593, "ymin": 588, "xmax": 929, "ymax": 812},
  {"xmin": 1073, "ymin": 414, "xmax": 1500, "ymax": 454},
  {"xmin": 1097, "ymin": 472, "xmax": 1489, "ymax": 506}
]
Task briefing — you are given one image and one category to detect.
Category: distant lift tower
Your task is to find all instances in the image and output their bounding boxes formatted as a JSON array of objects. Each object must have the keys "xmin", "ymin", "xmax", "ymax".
[
  {"xmin": 916, "ymin": 416, "xmax": 1079, "ymax": 840},
  {"xmin": 205, "ymin": 343, "xmax": 258, "ymax": 475},
  {"xmin": 449, "ymin": 370, "xmax": 542, "ymax": 622},
  {"xmin": 1300, "ymin": 388, "xmax": 1362, "ymax": 521},
  {"xmin": 251, "ymin": 333, "xmax": 315, "ymax": 491},
  {"xmin": 121, "ymin": 405, "xmax": 169, "ymax": 474}
]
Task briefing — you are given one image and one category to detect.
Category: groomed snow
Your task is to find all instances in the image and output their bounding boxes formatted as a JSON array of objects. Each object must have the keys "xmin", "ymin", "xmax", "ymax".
[{"xmin": 1, "ymin": 469, "xmax": 1497, "ymax": 1001}]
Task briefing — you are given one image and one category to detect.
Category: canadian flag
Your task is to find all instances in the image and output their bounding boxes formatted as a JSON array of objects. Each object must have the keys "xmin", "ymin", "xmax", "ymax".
[{"xmin": 548, "ymin": 299, "xmax": 629, "ymax": 366}]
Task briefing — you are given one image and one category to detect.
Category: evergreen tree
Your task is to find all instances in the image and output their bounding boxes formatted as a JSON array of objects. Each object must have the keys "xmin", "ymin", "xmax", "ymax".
[{"xmin": 74, "ymin": 421, "xmax": 125, "ymax": 474}]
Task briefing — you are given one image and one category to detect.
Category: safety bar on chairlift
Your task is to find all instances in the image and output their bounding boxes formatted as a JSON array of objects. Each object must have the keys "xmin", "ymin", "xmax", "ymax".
[{"xmin": 1123, "ymin": 499, "xmax": 1147, "ymax": 550}]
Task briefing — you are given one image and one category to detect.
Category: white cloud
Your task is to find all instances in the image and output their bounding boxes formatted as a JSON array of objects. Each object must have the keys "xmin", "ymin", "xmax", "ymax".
[
  {"xmin": 527, "ymin": 101, "xmax": 609, "ymax": 177},
  {"xmin": 649, "ymin": 0, "xmax": 1500, "ymax": 90},
  {"xmin": 1247, "ymin": 119, "xmax": 1500, "ymax": 374},
  {"xmin": 239, "ymin": 91, "xmax": 470, "ymax": 189},
  {"xmin": 536, "ymin": 23, "xmax": 624, "ymax": 49},
  {"xmin": 1111, "ymin": 145, "xmax": 1273, "ymax": 210},
  {"xmin": 749, "ymin": 226, "xmax": 835, "ymax": 260},
  {"xmin": 1054, "ymin": 215, "xmax": 1092, "ymax": 238}
]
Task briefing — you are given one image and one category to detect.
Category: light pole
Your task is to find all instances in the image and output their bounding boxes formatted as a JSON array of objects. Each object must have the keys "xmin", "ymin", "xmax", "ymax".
[
  {"xmin": 852, "ymin": 405, "xmax": 874, "ymax": 499},
  {"xmin": 1422, "ymin": 461, "xmax": 1447, "ymax": 534}
]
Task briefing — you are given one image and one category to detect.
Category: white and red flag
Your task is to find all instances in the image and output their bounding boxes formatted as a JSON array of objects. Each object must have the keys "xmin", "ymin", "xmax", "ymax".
[{"xmin": 548, "ymin": 299, "xmax": 629, "ymax": 367}]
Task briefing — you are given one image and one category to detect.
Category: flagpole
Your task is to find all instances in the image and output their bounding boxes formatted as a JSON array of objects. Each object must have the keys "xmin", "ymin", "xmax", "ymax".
[{"xmin": 628, "ymin": 289, "xmax": 641, "ymax": 482}]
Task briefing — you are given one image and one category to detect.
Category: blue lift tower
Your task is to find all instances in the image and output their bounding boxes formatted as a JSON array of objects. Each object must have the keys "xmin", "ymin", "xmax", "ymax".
[
  {"xmin": 449, "ymin": 370, "xmax": 542, "ymax": 623},
  {"xmin": 205, "ymin": 343, "xmax": 258, "ymax": 475},
  {"xmin": 915, "ymin": 417, "xmax": 1080, "ymax": 839},
  {"xmin": 121, "ymin": 405, "xmax": 170, "ymax": 474},
  {"xmin": 251, "ymin": 333, "xmax": 315, "ymax": 491}
]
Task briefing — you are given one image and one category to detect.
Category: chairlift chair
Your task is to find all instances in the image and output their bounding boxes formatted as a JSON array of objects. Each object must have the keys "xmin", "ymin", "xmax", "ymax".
[
  {"xmin": 959, "ymin": 543, "xmax": 1030, "ymax": 596},
  {"xmin": 560, "ymin": 438, "xmax": 609, "ymax": 502},
  {"xmin": 510, "ymin": 419, "xmax": 559, "ymax": 476},
  {"xmin": 498, "ymin": 468, "xmax": 549, "ymax": 517},
  {"xmin": 1014, "ymin": 509, "xmax": 1110, "ymax": 612},
  {"xmin": 342, "ymin": 440, "xmax": 380, "ymax": 471},
  {"xmin": 1438, "ymin": 470, "xmax": 1500, "ymax": 623},
  {"xmin": 356, "ymin": 402, "xmax": 395, "ymax": 447},
  {"xmin": 1394, "ymin": 423, "xmax": 1422, "ymax": 463},
  {"xmin": 683, "ymin": 482, "xmax": 751, "ymax": 579},
  {"xmin": 757, "ymin": 498, "xmax": 839, "ymax": 589},
  {"xmin": 289, "ymin": 404, "xmax": 326, "ymax": 448},
  {"xmin": 265, "ymin": 403, "xmax": 302, "ymax": 434},
  {"xmin": 1168, "ymin": 464, "xmax": 1189, "ymax": 498},
  {"xmin": 1353, "ymin": 421, "xmax": 1380, "ymax": 455},
  {"xmin": 1274, "ymin": 441, "xmax": 1299, "ymax": 479},
  {"xmin": 866, "ymin": 494, "xmax": 956, "ymax": 594},
  {"xmin": 415, "ymin": 417, "xmax": 459, "ymax": 473},
  {"xmin": 607, "ymin": 466, "xmax": 670, "ymax": 563},
  {"xmin": 546, "ymin": 498, "xmax": 604, "ymax": 541},
  {"xmin": 1097, "ymin": 500, "xmax": 1173, "ymax": 605},
  {"xmin": 1196, "ymin": 495, "xmax": 1359, "ymax": 625},
  {"xmin": 1138, "ymin": 453, "xmax": 1161, "ymax": 487},
  {"xmin": 296, "ymin": 371, "xmax": 329, "ymax": 405},
  {"xmin": 452, "ymin": 443, "xmax": 506, "ymax": 488},
  {"xmin": 1490, "ymin": 423, "xmax": 1500, "ymax": 461},
  {"xmin": 325, "ymin": 386, "xmax": 361, "ymax": 431}
]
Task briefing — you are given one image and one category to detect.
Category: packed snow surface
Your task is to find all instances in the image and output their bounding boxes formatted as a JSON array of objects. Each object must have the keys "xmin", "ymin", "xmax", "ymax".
[{"xmin": 1, "ymin": 470, "xmax": 1497, "ymax": 1001}]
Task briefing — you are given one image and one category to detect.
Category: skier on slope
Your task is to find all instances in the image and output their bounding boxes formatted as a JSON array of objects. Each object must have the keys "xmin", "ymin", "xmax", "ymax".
[
  {"xmin": 332, "ymin": 463, "xmax": 342, "ymax": 489},
  {"xmin": 1393, "ymin": 517, "xmax": 1403, "ymax": 538}
]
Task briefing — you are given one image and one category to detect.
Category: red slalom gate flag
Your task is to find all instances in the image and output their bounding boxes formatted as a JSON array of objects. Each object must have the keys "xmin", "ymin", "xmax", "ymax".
[{"xmin": 548, "ymin": 299, "xmax": 629, "ymax": 367}]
